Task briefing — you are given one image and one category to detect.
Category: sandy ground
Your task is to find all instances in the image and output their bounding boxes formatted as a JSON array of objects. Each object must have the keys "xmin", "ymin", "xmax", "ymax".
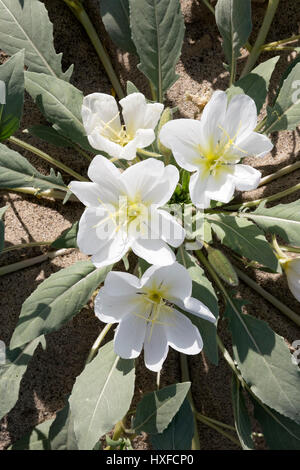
[{"xmin": 0, "ymin": 0, "xmax": 299, "ymax": 450}]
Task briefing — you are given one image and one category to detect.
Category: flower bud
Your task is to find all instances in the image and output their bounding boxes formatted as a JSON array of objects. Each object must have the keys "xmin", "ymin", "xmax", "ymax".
[
  {"xmin": 206, "ymin": 246, "xmax": 239, "ymax": 286},
  {"xmin": 283, "ymin": 258, "xmax": 300, "ymax": 302}
]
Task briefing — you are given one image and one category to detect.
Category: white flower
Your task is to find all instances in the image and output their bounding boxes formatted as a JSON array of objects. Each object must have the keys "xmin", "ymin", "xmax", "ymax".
[
  {"xmin": 82, "ymin": 92, "xmax": 164, "ymax": 160},
  {"xmin": 69, "ymin": 156, "xmax": 185, "ymax": 268},
  {"xmin": 95, "ymin": 262, "xmax": 216, "ymax": 372},
  {"xmin": 159, "ymin": 91, "xmax": 273, "ymax": 208},
  {"xmin": 283, "ymin": 258, "xmax": 300, "ymax": 302}
]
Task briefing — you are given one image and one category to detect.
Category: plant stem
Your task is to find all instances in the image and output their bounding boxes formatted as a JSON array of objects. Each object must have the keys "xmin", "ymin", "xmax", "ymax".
[
  {"xmin": 9, "ymin": 136, "xmax": 87, "ymax": 182},
  {"xmin": 225, "ymin": 182, "xmax": 300, "ymax": 210},
  {"xmin": 197, "ymin": 413, "xmax": 236, "ymax": 432},
  {"xmin": 2, "ymin": 241, "xmax": 52, "ymax": 253},
  {"xmin": 180, "ymin": 353, "xmax": 201, "ymax": 450},
  {"xmin": 1, "ymin": 186, "xmax": 78, "ymax": 202},
  {"xmin": 0, "ymin": 248, "xmax": 69, "ymax": 276},
  {"xmin": 259, "ymin": 161, "xmax": 300, "ymax": 187},
  {"xmin": 261, "ymin": 45, "xmax": 297, "ymax": 52},
  {"xmin": 86, "ymin": 323, "xmax": 113, "ymax": 364},
  {"xmin": 280, "ymin": 245, "xmax": 300, "ymax": 254},
  {"xmin": 63, "ymin": 0, "xmax": 124, "ymax": 100},
  {"xmin": 261, "ymin": 34, "xmax": 300, "ymax": 49},
  {"xmin": 241, "ymin": 0, "xmax": 281, "ymax": 77},
  {"xmin": 255, "ymin": 116, "xmax": 267, "ymax": 132},
  {"xmin": 196, "ymin": 413, "xmax": 241, "ymax": 447},
  {"xmin": 233, "ymin": 265, "xmax": 300, "ymax": 327}
]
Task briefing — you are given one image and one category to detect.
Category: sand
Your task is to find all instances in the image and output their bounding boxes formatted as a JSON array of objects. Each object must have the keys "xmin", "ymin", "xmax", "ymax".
[{"xmin": 0, "ymin": 0, "xmax": 299, "ymax": 450}]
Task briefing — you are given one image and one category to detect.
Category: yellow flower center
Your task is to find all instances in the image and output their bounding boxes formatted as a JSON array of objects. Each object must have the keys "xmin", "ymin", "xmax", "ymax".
[{"xmin": 100, "ymin": 113, "xmax": 133, "ymax": 147}]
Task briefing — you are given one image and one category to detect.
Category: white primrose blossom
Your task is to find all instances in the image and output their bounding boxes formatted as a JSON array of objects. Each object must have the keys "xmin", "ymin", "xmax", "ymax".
[
  {"xmin": 283, "ymin": 258, "xmax": 300, "ymax": 302},
  {"xmin": 82, "ymin": 92, "xmax": 164, "ymax": 160},
  {"xmin": 159, "ymin": 90, "xmax": 273, "ymax": 208},
  {"xmin": 69, "ymin": 156, "xmax": 185, "ymax": 268},
  {"xmin": 95, "ymin": 263, "xmax": 216, "ymax": 372}
]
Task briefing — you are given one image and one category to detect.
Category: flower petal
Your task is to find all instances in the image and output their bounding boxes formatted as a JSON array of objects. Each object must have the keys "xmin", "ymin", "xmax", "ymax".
[
  {"xmin": 121, "ymin": 158, "xmax": 165, "ymax": 200},
  {"xmin": 132, "ymin": 238, "xmax": 175, "ymax": 266},
  {"xmin": 120, "ymin": 129, "xmax": 156, "ymax": 160},
  {"xmin": 87, "ymin": 155, "xmax": 124, "ymax": 203},
  {"xmin": 232, "ymin": 164, "xmax": 261, "ymax": 191},
  {"xmin": 174, "ymin": 297, "xmax": 216, "ymax": 323},
  {"xmin": 120, "ymin": 93, "xmax": 163, "ymax": 136},
  {"xmin": 69, "ymin": 181, "xmax": 102, "ymax": 207},
  {"xmin": 114, "ymin": 313, "xmax": 147, "ymax": 359},
  {"xmin": 201, "ymin": 90, "xmax": 227, "ymax": 141},
  {"xmin": 141, "ymin": 263, "xmax": 192, "ymax": 301},
  {"xmin": 236, "ymin": 131, "xmax": 273, "ymax": 158},
  {"xmin": 144, "ymin": 165, "xmax": 179, "ymax": 206},
  {"xmin": 91, "ymin": 230, "xmax": 131, "ymax": 268},
  {"xmin": 166, "ymin": 309, "xmax": 203, "ymax": 355},
  {"xmin": 151, "ymin": 209, "xmax": 185, "ymax": 248},
  {"xmin": 77, "ymin": 207, "xmax": 115, "ymax": 254},
  {"xmin": 87, "ymin": 131, "xmax": 123, "ymax": 158},
  {"xmin": 103, "ymin": 271, "xmax": 141, "ymax": 296},
  {"xmin": 94, "ymin": 289, "xmax": 137, "ymax": 323},
  {"xmin": 159, "ymin": 119, "xmax": 204, "ymax": 171},
  {"xmin": 189, "ymin": 171, "xmax": 212, "ymax": 208},
  {"xmin": 143, "ymin": 323, "xmax": 169, "ymax": 372},
  {"xmin": 82, "ymin": 93, "xmax": 121, "ymax": 135},
  {"xmin": 205, "ymin": 169, "xmax": 236, "ymax": 204},
  {"xmin": 225, "ymin": 94, "xmax": 257, "ymax": 139}
]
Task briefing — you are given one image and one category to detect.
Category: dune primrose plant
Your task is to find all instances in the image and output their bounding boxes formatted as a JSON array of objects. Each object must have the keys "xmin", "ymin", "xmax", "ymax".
[{"xmin": 0, "ymin": 0, "xmax": 300, "ymax": 451}]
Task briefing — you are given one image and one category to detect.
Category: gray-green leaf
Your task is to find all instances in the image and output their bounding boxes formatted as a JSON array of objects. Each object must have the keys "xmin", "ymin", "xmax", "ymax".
[
  {"xmin": 0, "ymin": 143, "xmax": 67, "ymax": 192},
  {"xmin": 133, "ymin": 382, "xmax": 190, "ymax": 434},
  {"xmin": 10, "ymin": 261, "xmax": 111, "ymax": 349},
  {"xmin": 51, "ymin": 222, "xmax": 79, "ymax": 249},
  {"xmin": 129, "ymin": 0, "xmax": 185, "ymax": 102},
  {"xmin": 232, "ymin": 374, "xmax": 254, "ymax": 450},
  {"xmin": 227, "ymin": 56, "xmax": 280, "ymax": 112},
  {"xmin": 49, "ymin": 402, "xmax": 78, "ymax": 450},
  {"xmin": 244, "ymin": 201, "xmax": 300, "ymax": 246},
  {"xmin": 0, "ymin": 50, "xmax": 24, "ymax": 141},
  {"xmin": 208, "ymin": 214, "xmax": 280, "ymax": 272},
  {"xmin": 0, "ymin": 205, "xmax": 9, "ymax": 252},
  {"xmin": 25, "ymin": 72, "xmax": 94, "ymax": 152},
  {"xmin": 70, "ymin": 340, "xmax": 135, "ymax": 450},
  {"xmin": 264, "ymin": 62, "xmax": 300, "ymax": 133},
  {"xmin": 100, "ymin": 0, "xmax": 136, "ymax": 54},
  {"xmin": 251, "ymin": 396, "xmax": 300, "ymax": 450},
  {"xmin": 215, "ymin": 0, "xmax": 252, "ymax": 70},
  {"xmin": 225, "ymin": 297, "xmax": 300, "ymax": 425},
  {"xmin": 9, "ymin": 418, "xmax": 54, "ymax": 450},
  {"xmin": 150, "ymin": 398, "xmax": 194, "ymax": 450},
  {"xmin": 177, "ymin": 249, "xmax": 219, "ymax": 365},
  {"xmin": 0, "ymin": 0, "xmax": 73, "ymax": 81},
  {"xmin": 28, "ymin": 125, "xmax": 72, "ymax": 148},
  {"xmin": 0, "ymin": 336, "xmax": 45, "ymax": 421}
]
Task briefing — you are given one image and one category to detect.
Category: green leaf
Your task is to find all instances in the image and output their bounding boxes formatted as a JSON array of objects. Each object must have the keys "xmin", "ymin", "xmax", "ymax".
[
  {"xmin": 0, "ymin": 0, "xmax": 72, "ymax": 81},
  {"xmin": 49, "ymin": 402, "xmax": 78, "ymax": 450},
  {"xmin": 28, "ymin": 125, "xmax": 72, "ymax": 148},
  {"xmin": 150, "ymin": 398, "xmax": 194, "ymax": 450},
  {"xmin": 227, "ymin": 56, "xmax": 280, "ymax": 112},
  {"xmin": 244, "ymin": 201, "xmax": 300, "ymax": 246},
  {"xmin": 0, "ymin": 205, "xmax": 9, "ymax": 252},
  {"xmin": 264, "ymin": 62, "xmax": 300, "ymax": 133},
  {"xmin": 126, "ymin": 81, "xmax": 140, "ymax": 95},
  {"xmin": 177, "ymin": 249, "xmax": 219, "ymax": 365},
  {"xmin": 225, "ymin": 297, "xmax": 300, "ymax": 425},
  {"xmin": 10, "ymin": 261, "xmax": 111, "ymax": 349},
  {"xmin": 232, "ymin": 374, "xmax": 254, "ymax": 450},
  {"xmin": 251, "ymin": 396, "xmax": 300, "ymax": 450},
  {"xmin": 100, "ymin": 0, "xmax": 136, "ymax": 54},
  {"xmin": 215, "ymin": 0, "xmax": 252, "ymax": 69},
  {"xmin": 9, "ymin": 418, "xmax": 54, "ymax": 450},
  {"xmin": 0, "ymin": 336, "xmax": 45, "ymax": 421},
  {"xmin": 0, "ymin": 50, "xmax": 24, "ymax": 141},
  {"xmin": 208, "ymin": 214, "xmax": 280, "ymax": 272},
  {"xmin": 70, "ymin": 340, "xmax": 135, "ymax": 450},
  {"xmin": 129, "ymin": 0, "xmax": 185, "ymax": 102},
  {"xmin": 51, "ymin": 222, "xmax": 79, "ymax": 249},
  {"xmin": 24, "ymin": 72, "xmax": 94, "ymax": 152},
  {"xmin": 0, "ymin": 143, "xmax": 67, "ymax": 192},
  {"xmin": 133, "ymin": 382, "xmax": 190, "ymax": 434}
]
